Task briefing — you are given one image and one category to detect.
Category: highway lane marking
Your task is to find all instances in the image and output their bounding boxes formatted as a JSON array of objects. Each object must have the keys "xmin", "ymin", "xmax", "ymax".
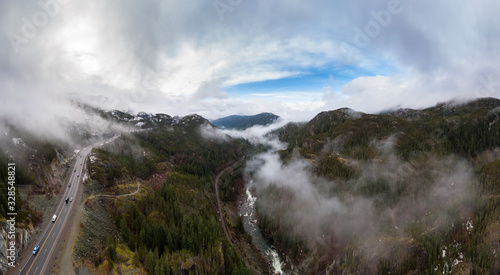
[
  {"xmin": 18, "ymin": 257, "xmax": 33, "ymax": 274},
  {"xmin": 18, "ymin": 205, "xmax": 65, "ymax": 274},
  {"xmin": 36, "ymin": 151, "xmax": 90, "ymax": 275},
  {"xmin": 14, "ymin": 147, "xmax": 90, "ymax": 274},
  {"xmin": 25, "ymin": 215, "xmax": 60, "ymax": 275},
  {"xmin": 20, "ymin": 143, "xmax": 108, "ymax": 274},
  {"xmin": 25, "ymin": 165, "xmax": 77, "ymax": 274}
]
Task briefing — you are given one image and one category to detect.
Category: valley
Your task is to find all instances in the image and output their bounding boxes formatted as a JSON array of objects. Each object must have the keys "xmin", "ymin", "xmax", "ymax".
[
  {"xmin": 1, "ymin": 98, "xmax": 500, "ymax": 274},
  {"xmin": 2, "ymin": 1, "xmax": 499, "ymax": 274}
]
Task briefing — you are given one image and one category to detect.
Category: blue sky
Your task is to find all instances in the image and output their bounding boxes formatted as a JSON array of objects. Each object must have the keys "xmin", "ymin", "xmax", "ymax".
[{"xmin": 226, "ymin": 62, "xmax": 390, "ymax": 100}]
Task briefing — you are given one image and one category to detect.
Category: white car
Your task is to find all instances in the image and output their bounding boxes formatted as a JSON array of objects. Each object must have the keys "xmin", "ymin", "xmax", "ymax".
[{"xmin": 52, "ymin": 215, "xmax": 57, "ymax": 222}]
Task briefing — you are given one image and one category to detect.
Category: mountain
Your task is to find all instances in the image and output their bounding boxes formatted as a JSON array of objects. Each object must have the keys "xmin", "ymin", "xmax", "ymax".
[
  {"xmin": 211, "ymin": 112, "xmax": 280, "ymax": 130},
  {"xmin": 72, "ymin": 112, "xmax": 253, "ymax": 274},
  {"xmin": 3, "ymin": 98, "xmax": 500, "ymax": 274},
  {"xmin": 276, "ymin": 97, "xmax": 500, "ymax": 160},
  {"xmin": 99, "ymin": 108, "xmax": 214, "ymax": 130},
  {"xmin": 262, "ymin": 97, "xmax": 500, "ymax": 274},
  {"xmin": 0, "ymin": 104, "xmax": 222, "ymax": 273},
  {"xmin": 381, "ymin": 97, "xmax": 500, "ymax": 120}
]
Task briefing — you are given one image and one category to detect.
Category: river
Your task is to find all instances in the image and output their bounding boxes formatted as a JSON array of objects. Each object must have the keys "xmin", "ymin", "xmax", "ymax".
[{"xmin": 239, "ymin": 183, "xmax": 287, "ymax": 274}]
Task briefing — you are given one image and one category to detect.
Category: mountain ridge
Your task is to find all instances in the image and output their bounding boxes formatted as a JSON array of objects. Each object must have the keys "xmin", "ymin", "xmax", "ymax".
[
  {"xmin": 2, "ymin": 97, "xmax": 500, "ymax": 274},
  {"xmin": 211, "ymin": 112, "xmax": 280, "ymax": 130}
]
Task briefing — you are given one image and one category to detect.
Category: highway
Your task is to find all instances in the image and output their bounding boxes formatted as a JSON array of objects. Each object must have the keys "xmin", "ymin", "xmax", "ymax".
[{"xmin": 13, "ymin": 136, "xmax": 118, "ymax": 275}]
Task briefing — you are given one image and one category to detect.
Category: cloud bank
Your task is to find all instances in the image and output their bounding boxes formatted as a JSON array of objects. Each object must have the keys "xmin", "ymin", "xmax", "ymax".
[
  {"xmin": 209, "ymin": 122, "xmax": 477, "ymax": 269},
  {"xmin": 1, "ymin": 0, "xmax": 500, "ymax": 137}
]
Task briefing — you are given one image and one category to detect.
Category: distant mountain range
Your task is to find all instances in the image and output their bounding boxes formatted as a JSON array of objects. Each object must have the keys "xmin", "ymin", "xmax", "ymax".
[
  {"xmin": 98, "ymin": 109, "xmax": 210, "ymax": 129},
  {"xmin": 211, "ymin": 113, "xmax": 280, "ymax": 130}
]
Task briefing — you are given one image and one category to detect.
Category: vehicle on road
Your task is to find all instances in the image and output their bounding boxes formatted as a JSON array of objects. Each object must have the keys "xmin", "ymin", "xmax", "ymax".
[
  {"xmin": 65, "ymin": 198, "xmax": 69, "ymax": 203},
  {"xmin": 77, "ymin": 174, "xmax": 79, "ymax": 177},
  {"xmin": 52, "ymin": 215, "xmax": 57, "ymax": 222},
  {"xmin": 33, "ymin": 246, "xmax": 40, "ymax": 255},
  {"xmin": 68, "ymin": 183, "xmax": 71, "ymax": 187},
  {"xmin": 74, "ymin": 169, "xmax": 76, "ymax": 172},
  {"xmin": 70, "ymin": 197, "xmax": 73, "ymax": 202}
]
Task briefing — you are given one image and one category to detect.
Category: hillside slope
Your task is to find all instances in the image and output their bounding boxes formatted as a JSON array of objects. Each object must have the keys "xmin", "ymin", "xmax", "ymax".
[
  {"xmin": 257, "ymin": 97, "xmax": 500, "ymax": 274},
  {"xmin": 212, "ymin": 113, "xmax": 280, "ymax": 130}
]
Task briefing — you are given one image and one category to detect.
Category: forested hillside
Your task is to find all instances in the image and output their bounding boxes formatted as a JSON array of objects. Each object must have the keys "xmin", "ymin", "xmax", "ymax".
[
  {"xmin": 254, "ymin": 98, "xmax": 500, "ymax": 274},
  {"xmin": 4, "ymin": 98, "xmax": 500, "ymax": 274},
  {"xmin": 77, "ymin": 116, "xmax": 254, "ymax": 274},
  {"xmin": 212, "ymin": 113, "xmax": 280, "ymax": 130}
]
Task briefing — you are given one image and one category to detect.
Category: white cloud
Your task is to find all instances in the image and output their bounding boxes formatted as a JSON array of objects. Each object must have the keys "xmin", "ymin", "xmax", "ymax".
[{"xmin": 1, "ymin": 0, "xmax": 500, "ymax": 136}]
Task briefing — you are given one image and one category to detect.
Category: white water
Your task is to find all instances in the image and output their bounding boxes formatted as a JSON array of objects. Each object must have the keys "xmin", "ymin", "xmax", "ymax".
[
  {"xmin": 239, "ymin": 186, "xmax": 286, "ymax": 274},
  {"xmin": 267, "ymin": 249, "xmax": 284, "ymax": 274}
]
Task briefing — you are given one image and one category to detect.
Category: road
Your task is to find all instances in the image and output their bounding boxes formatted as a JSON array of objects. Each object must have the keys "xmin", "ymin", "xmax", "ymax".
[
  {"xmin": 214, "ymin": 162, "xmax": 262, "ymax": 275},
  {"xmin": 13, "ymin": 136, "xmax": 119, "ymax": 275},
  {"xmin": 214, "ymin": 164, "xmax": 235, "ymax": 246}
]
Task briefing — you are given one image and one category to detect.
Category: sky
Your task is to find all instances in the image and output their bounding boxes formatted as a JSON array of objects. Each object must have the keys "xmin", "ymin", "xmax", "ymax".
[{"xmin": 1, "ymin": 0, "xmax": 500, "ymax": 126}]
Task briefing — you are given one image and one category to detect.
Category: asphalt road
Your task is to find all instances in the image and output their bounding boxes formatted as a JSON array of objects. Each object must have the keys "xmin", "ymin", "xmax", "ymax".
[{"xmin": 13, "ymin": 136, "xmax": 119, "ymax": 275}]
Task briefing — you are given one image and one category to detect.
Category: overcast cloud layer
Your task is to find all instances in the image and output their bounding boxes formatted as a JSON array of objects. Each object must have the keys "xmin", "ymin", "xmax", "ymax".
[{"xmin": 1, "ymin": 0, "xmax": 500, "ymax": 130}]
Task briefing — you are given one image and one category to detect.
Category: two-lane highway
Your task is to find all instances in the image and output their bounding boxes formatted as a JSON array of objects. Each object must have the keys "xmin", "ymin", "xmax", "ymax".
[{"xmin": 13, "ymin": 136, "xmax": 119, "ymax": 275}]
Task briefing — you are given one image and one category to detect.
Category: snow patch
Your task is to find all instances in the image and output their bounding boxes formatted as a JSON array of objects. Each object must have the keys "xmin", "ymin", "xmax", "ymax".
[
  {"xmin": 466, "ymin": 218, "xmax": 473, "ymax": 233},
  {"xmin": 443, "ymin": 262, "xmax": 449, "ymax": 274},
  {"xmin": 12, "ymin": 138, "xmax": 22, "ymax": 145},
  {"xmin": 452, "ymin": 252, "xmax": 464, "ymax": 267},
  {"xmin": 82, "ymin": 172, "xmax": 89, "ymax": 182}
]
